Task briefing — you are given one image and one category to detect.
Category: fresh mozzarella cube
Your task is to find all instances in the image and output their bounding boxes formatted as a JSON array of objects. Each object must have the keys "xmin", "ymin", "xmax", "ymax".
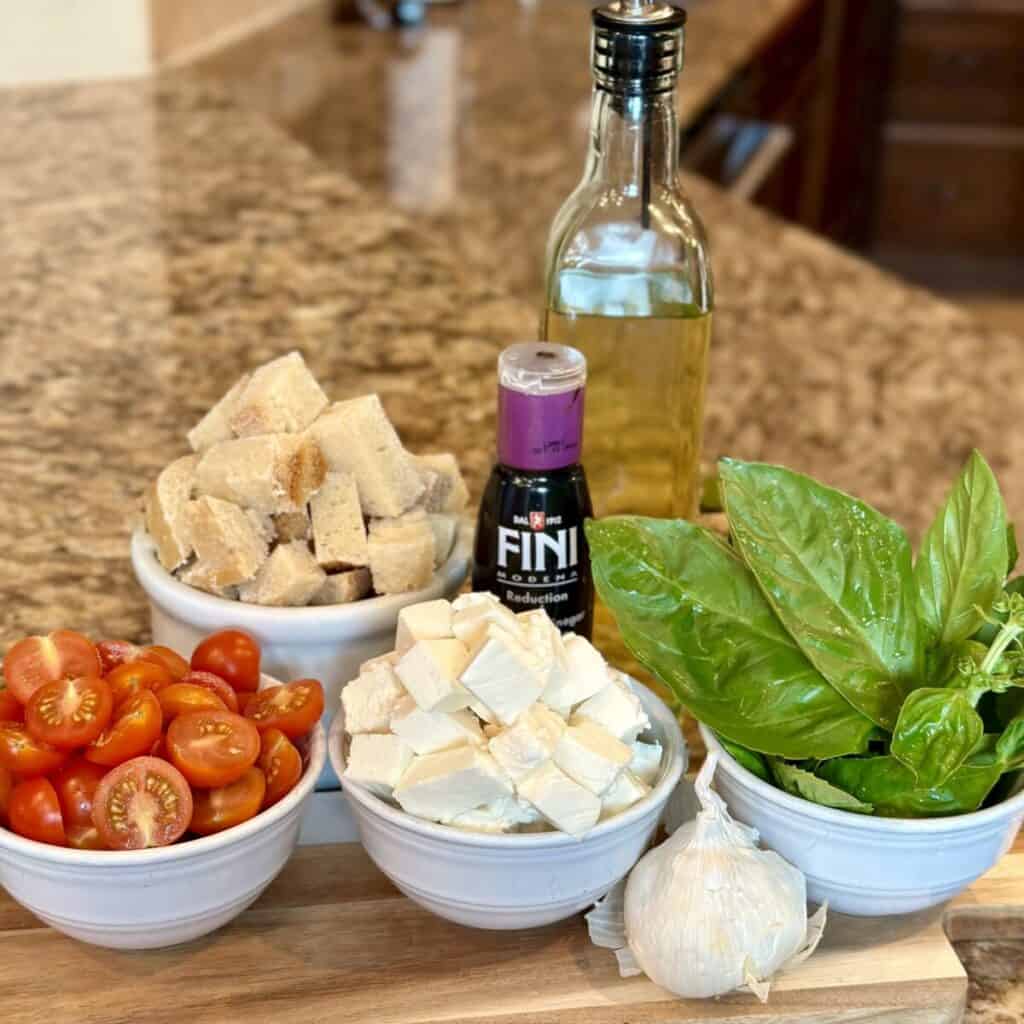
[
  {"xmin": 390, "ymin": 695, "xmax": 485, "ymax": 755},
  {"xmin": 443, "ymin": 795, "xmax": 542, "ymax": 834},
  {"xmin": 518, "ymin": 609, "xmax": 571, "ymax": 690},
  {"xmin": 460, "ymin": 624, "xmax": 545, "ymax": 726},
  {"xmin": 451, "ymin": 592, "xmax": 521, "ymax": 646},
  {"xmin": 396, "ymin": 638, "xmax": 472, "ymax": 712},
  {"xmin": 600, "ymin": 770, "xmax": 651, "ymax": 820},
  {"xmin": 340, "ymin": 660, "xmax": 407, "ymax": 734},
  {"xmin": 482, "ymin": 723, "xmax": 502, "ymax": 739},
  {"xmin": 394, "ymin": 747, "xmax": 514, "ymax": 821},
  {"xmin": 553, "ymin": 720, "xmax": 631, "ymax": 795},
  {"xmin": 344, "ymin": 734, "xmax": 413, "ymax": 797},
  {"xmin": 487, "ymin": 703, "xmax": 566, "ymax": 782},
  {"xmin": 395, "ymin": 599, "xmax": 454, "ymax": 655},
  {"xmin": 360, "ymin": 651, "xmax": 399, "ymax": 673},
  {"xmin": 542, "ymin": 633, "xmax": 610, "ymax": 710},
  {"xmin": 571, "ymin": 672, "xmax": 650, "ymax": 743},
  {"xmin": 468, "ymin": 697, "xmax": 497, "ymax": 724},
  {"xmin": 629, "ymin": 740, "xmax": 664, "ymax": 786},
  {"xmin": 518, "ymin": 762, "xmax": 601, "ymax": 838}
]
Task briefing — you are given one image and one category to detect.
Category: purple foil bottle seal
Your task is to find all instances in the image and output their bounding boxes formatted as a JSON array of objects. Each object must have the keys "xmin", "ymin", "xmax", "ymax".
[{"xmin": 497, "ymin": 343, "xmax": 587, "ymax": 471}]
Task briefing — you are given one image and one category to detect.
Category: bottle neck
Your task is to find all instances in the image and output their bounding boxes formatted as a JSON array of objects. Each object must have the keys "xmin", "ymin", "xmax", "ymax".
[{"xmin": 582, "ymin": 87, "xmax": 679, "ymax": 192}]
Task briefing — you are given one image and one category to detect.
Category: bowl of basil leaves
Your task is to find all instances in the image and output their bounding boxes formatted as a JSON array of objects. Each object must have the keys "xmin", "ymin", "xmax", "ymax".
[{"xmin": 587, "ymin": 451, "xmax": 1024, "ymax": 916}]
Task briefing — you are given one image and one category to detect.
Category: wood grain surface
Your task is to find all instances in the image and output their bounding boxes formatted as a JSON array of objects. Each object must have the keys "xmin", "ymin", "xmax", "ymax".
[{"xmin": 0, "ymin": 836, "xmax": 1021, "ymax": 1024}]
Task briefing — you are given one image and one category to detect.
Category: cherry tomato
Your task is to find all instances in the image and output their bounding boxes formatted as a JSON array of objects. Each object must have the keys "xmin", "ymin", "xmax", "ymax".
[
  {"xmin": 51, "ymin": 758, "xmax": 108, "ymax": 829},
  {"xmin": 0, "ymin": 763, "xmax": 12, "ymax": 824},
  {"xmin": 139, "ymin": 646, "xmax": 189, "ymax": 681},
  {"xmin": 84, "ymin": 690, "xmax": 163, "ymax": 767},
  {"xmin": 190, "ymin": 767, "xmax": 266, "ymax": 836},
  {"xmin": 0, "ymin": 690, "xmax": 24, "ymax": 722},
  {"xmin": 0, "ymin": 722, "xmax": 67, "ymax": 776},
  {"xmin": 92, "ymin": 756, "xmax": 192, "ymax": 850},
  {"xmin": 259, "ymin": 729, "xmax": 302, "ymax": 808},
  {"xmin": 243, "ymin": 680, "xmax": 324, "ymax": 739},
  {"xmin": 105, "ymin": 660, "xmax": 173, "ymax": 706},
  {"xmin": 67, "ymin": 824, "xmax": 106, "ymax": 850},
  {"xmin": 96, "ymin": 640, "xmax": 142, "ymax": 675},
  {"xmin": 191, "ymin": 630, "xmax": 261, "ymax": 694},
  {"xmin": 8, "ymin": 777, "xmax": 66, "ymax": 846},
  {"xmin": 25, "ymin": 675, "xmax": 113, "ymax": 750},
  {"xmin": 150, "ymin": 735, "xmax": 167, "ymax": 759},
  {"xmin": 3, "ymin": 630, "xmax": 101, "ymax": 705},
  {"xmin": 166, "ymin": 709, "xmax": 260, "ymax": 788},
  {"xmin": 157, "ymin": 683, "xmax": 227, "ymax": 720},
  {"xmin": 180, "ymin": 671, "xmax": 239, "ymax": 713}
]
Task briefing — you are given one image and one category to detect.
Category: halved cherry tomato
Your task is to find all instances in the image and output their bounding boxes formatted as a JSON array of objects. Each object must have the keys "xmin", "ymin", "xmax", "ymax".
[
  {"xmin": 139, "ymin": 646, "xmax": 189, "ymax": 681},
  {"xmin": 259, "ymin": 729, "xmax": 302, "ymax": 808},
  {"xmin": 157, "ymin": 683, "xmax": 226, "ymax": 720},
  {"xmin": 51, "ymin": 758, "xmax": 108, "ymax": 829},
  {"xmin": 191, "ymin": 630, "xmax": 261, "ymax": 694},
  {"xmin": 243, "ymin": 680, "xmax": 324, "ymax": 739},
  {"xmin": 25, "ymin": 675, "xmax": 113, "ymax": 750},
  {"xmin": 166, "ymin": 709, "xmax": 260, "ymax": 788},
  {"xmin": 105, "ymin": 660, "xmax": 173, "ymax": 706},
  {"xmin": 84, "ymin": 690, "xmax": 163, "ymax": 767},
  {"xmin": 92, "ymin": 756, "xmax": 192, "ymax": 850},
  {"xmin": 150, "ymin": 735, "xmax": 167, "ymax": 759},
  {"xmin": 67, "ymin": 824, "xmax": 106, "ymax": 850},
  {"xmin": 180, "ymin": 671, "xmax": 239, "ymax": 713},
  {"xmin": 0, "ymin": 690, "xmax": 24, "ymax": 722},
  {"xmin": 0, "ymin": 763, "xmax": 12, "ymax": 824},
  {"xmin": 8, "ymin": 777, "xmax": 66, "ymax": 846},
  {"xmin": 190, "ymin": 766, "xmax": 266, "ymax": 836},
  {"xmin": 0, "ymin": 722, "xmax": 67, "ymax": 776},
  {"xmin": 96, "ymin": 640, "xmax": 142, "ymax": 675},
  {"xmin": 3, "ymin": 630, "xmax": 101, "ymax": 705}
]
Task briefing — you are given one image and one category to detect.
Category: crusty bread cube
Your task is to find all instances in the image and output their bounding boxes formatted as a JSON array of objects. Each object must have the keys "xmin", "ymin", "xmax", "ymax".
[
  {"xmin": 238, "ymin": 540, "xmax": 326, "ymax": 606},
  {"xmin": 186, "ymin": 496, "xmax": 268, "ymax": 587},
  {"xmin": 310, "ymin": 395, "xmax": 424, "ymax": 517},
  {"xmin": 196, "ymin": 433, "xmax": 325, "ymax": 515},
  {"xmin": 367, "ymin": 512, "xmax": 435, "ymax": 595},
  {"xmin": 310, "ymin": 567, "xmax": 371, "ymax": 605},
  {"xmin": 187, "ymin": 374, "xmax": 249, "ymax": 453},
  {"xmin": 273, "ymin": 510, "xmax": 311, "ymax": 543},
  {"xmin": 310, "ymin": 472, "xmax": 368, "ymax": 570},
  {"xmin": 246, "ymin": 509, "xmax": 275, "ymax": 545},
  {"xmin": 145, "ymin": 454, "xmax": 199, "ymax": 571},
  {"xmin": 229, "ymin": 351, "xmax": 328, "ymax": 437},
  {"xmin": 415, "ymin": 453, "xmax": 469, "ymax": 514},
  {"xmin": 427, "ymin": 513, "xmax": 458, "ymax": 568},
  {"xmin": 176, "ymin": 560, "xmax": 238, "ymax": 600}
]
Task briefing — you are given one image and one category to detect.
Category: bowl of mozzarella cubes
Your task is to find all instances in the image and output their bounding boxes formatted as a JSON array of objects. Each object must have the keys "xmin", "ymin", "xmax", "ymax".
[{"xmin": 329, "ymin": 593, "xmax": 686, "ymax": 930}]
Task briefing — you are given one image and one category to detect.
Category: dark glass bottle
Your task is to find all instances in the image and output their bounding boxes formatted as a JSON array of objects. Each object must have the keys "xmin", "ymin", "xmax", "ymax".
[{"xmin": 472, "ymin": 344, "xmax": 595, "ymax": 639}]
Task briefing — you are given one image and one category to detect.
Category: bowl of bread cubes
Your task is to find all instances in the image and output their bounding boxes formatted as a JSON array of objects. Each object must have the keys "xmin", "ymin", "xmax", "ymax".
[{"xmin": 131, "ymin": 351, "xmax": 471, "ymax": 743}]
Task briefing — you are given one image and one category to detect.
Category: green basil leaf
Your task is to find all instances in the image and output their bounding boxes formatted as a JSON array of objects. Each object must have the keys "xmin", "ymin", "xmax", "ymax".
[
  {"xmin": 769, "ymin": 759, "xmax": 874, "ymax": 814},
  {"xmin": 1008, "ymin": 522, "xmax": 1019, "ymax": 575},
  {"xmin": 890, "ymin": 687, "xmax": 985, "ymax": 787},
  {"xmin": 719, "ymin": 738, "xmax": 772, "ymax": 782},
  {"xmin": 996, "ymin": 715, "xmax": 1024, "ymax": 769},
  {"xmin": 816, "ymin": 754, "xmax": 1002, "ymax": 817},
  {"xmin": 915, "ymin": 450, "xmax": 1008, "ymax": 650},
  {"xmin": 585, "ymin": 516, "xmax": 876, "ymax": 759},
  {"xmin": 972, "ymin": 575, "xmax": 1024, "ymax": 646},
  {"xmin": 719, "ymin": 458, "xmax": 921, "ymax": 730}
]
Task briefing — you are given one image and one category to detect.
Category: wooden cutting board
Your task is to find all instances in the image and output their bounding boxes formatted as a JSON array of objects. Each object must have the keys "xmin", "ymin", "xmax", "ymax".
[{"xmin": 1, "ymin": 838, "xmax": 1021, "ymax": 1024}]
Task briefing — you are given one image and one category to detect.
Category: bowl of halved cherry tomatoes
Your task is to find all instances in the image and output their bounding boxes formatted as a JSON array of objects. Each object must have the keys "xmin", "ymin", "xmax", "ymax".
[{"xmin": 0, "ymin": 627, "xmax": 325, "ymax": 949}]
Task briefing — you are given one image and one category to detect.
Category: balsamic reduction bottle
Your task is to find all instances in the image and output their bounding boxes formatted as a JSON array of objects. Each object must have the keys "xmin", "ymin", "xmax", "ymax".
[{"xmin": 472, "ymin": 343, "xmax": 595, "ymax": 638}]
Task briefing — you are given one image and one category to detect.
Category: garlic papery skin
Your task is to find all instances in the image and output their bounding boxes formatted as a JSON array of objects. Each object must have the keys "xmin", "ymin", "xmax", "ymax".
[{"xmin": 623, "ymin": 752, "xmax": 815, "ymax": 1000}]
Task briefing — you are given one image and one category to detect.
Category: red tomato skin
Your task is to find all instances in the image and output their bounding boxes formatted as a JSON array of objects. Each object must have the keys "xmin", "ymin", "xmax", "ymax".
[
  {"xmin": 0, "ymin": 763, "xmax": 12, "ymax": 824},
  {"xmin": 84, "ymin": 690, "xmax": 163, "ymax": 768},
  {"xmin": 166, "ymin": 710, "xmax": 260, "ymax": 788},
  {"xmin": 259, "ymin": 729, "xmax": 303, "ymax": 808},
  {"xmin": 140, "ymin": 646, "xmax": 189, "ymax": 680},
  {"xmin": 3, "ymin": 630, "xmax": 101, "ymax": 705},
  {"xmin": 105, "ymin": 661, "xmax": 173, "ymax": 706},
  {"xmin": 66, "ymin": 824, "xmax": 107, "ymax": 850},
  {"xmin": 180, "ymin": 671, "xmax": 240, "ymax": 712},
  {"xmin": 0, "ymin": 690, "xmax": 24, "ymax": 722},
  {"xmin": 25, "ymin": 676, "xmax": 114, "ymax": 750},
  {"xmin": 0, "ymin": 723, "xmax": 68, "ymax": 777},
  {"xmin": 92, "ymin": 756, "xmax": 192, "ymax": 850},
  {"xmin": 191, "ymin": 630, "xmax": 261, "ymax": 693},
  {"xmin": 243, "ymin": 680, "xmax": 324, "ymax": 739},
  {"xmin": 51, "ymin": 758, "xmax": 108, "ymax": 829},
  {"xmin": 8, "ymin": 777, "xmax": 67, "ymax": 846},
  {"xmin": 96, "ymin": 640, "xmax": 143, "ymax": 675},
  {"xmin": 190, "ymin": 767, "xmax": 266, "ymax": 836}
]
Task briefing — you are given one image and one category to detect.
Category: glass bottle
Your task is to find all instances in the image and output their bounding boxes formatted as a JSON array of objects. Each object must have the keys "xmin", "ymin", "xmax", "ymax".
[
  {"xmin": 472, "ymin": 343, "xmax": 595, "ymax": 638},
  {"xmin": 541, "ymin": 0, "xmax": 713, "ymax": 521}
]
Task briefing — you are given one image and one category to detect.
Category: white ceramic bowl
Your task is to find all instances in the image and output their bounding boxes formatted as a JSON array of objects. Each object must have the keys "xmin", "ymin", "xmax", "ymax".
[
  {"xmin": 330, "ymin": 681, "xmax": 687, "ymax": 930},
  {"xmin": 131, "ymin": 524, "xmax": 470, "ymax": 785},
  {"xmin": 701, "ymin": 725, "xmax": 1024, "ymax": 916}
]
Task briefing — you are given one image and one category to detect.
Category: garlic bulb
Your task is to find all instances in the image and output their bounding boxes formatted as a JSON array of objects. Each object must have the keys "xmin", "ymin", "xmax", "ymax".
[{"xmin": 589, "ymin": 752, "xmax": 826, "ymax": 1002}]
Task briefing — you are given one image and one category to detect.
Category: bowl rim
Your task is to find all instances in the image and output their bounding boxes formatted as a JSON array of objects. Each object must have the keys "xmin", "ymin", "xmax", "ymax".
[
  {"xmin": 700, "ymin": 724, "xmax": 1024, "ymax": 833},
  {"xmin": 0, "ymin": 707, "xmax": 326, "ymax": 866},
  {"xmin": 130, "ymin": 522, "xmax": 471, "ymax": 638},
  {"xmin": 331, "ymin": 678, "xmax": 687, "ymax": 848}
]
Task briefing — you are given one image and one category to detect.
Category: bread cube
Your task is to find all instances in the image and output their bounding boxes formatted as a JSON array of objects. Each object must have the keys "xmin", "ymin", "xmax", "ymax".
[
  {"xmin": 186, "ymin": 496, "xmax": 268, "ymax": 587},
  {"xmin": 175, "ymin": 560, "xmax": 238, "ymax": 600},
  {"xmin": 145, "ymin": 454, "xmax": 199, "ymax": 571},
  {"xmin": 553, "ymin": 720, "xmax": 631, "ymax": 796},
  {"xmin": 487, "ymin": 703, "xmax": 565, "ymax": 782},
  {"xmin": 229, "ymin": 351, "xmax": 328, "ymax": 437},
  {"xmin": 187, "ymin": 374, "xmax": 249, "ymax": 453},
  {"xmin": 394, "ymin": 747, "xmax": 513, "ymax": 822},
  {"xmin": 396, "ymin": 638, "xmax": 472, "ymax": 712},
  {"xmin": 629, "ymin": 740, "xmax": 663, "ymax": 786},
  {"xmin": 600, "ymin": 771, "xmax": 650, "ymax": 821},
  {"xmin": 341, "ymin": 659, "xmax": 407, "ymax": 734},
  {"xmin": 196, "ymin": 433, "xmax": 326, "ymax": 516},
  {"xmin": 395, "ymin": 599, "xmax": 454, "ymax": 655},
  {"xmin": 310, "ymin": 472, "xmax": 368, "ymax": 570},
  {"xmin": 344, "ymin": 734, "xmax": 413, "ymax": 798},
  {"xmin": 310, "ymin": 395, "xmax": 424, "ymax": 517},
  {"xmin": 310, "ymin": 568, "xmax": 371, "ymax": 605},
  {"xmin": 571, "ymin": 672, "xmax": 651, "ymax": 743},
  {"xmin": 238, "ymin": 540, "xmax": 326, "ymax": 606},
  {"xmin": 390, "ymin": 696, "xmax": 484, "ymax": 755},
  {"xmin": 518, "ymin": 762, "xmax": 601, "ymax": 838},
  {"xmin": 367, "ymin": 513, "xmax": 435, "ymax": 595},
  {"xmin": 273, "ymin": 510, "xmax": 311, "ymax": 542},
  {"xmin": 459, "ymin": 623, "xmax": 545, "ymax": 726},
  {"xmin": 427, "ymin": 514, "xmax": 458, "ymax": 568},
  {"xmin": 415, "ymin": 453, "xmax": 469, "ymax": 514}
]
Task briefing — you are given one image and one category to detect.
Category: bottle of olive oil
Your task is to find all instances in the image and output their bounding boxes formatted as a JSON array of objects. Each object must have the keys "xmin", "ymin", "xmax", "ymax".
[{"xmin": 541, "ymin": 0, "xmax": 713, "ymax": 522}]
